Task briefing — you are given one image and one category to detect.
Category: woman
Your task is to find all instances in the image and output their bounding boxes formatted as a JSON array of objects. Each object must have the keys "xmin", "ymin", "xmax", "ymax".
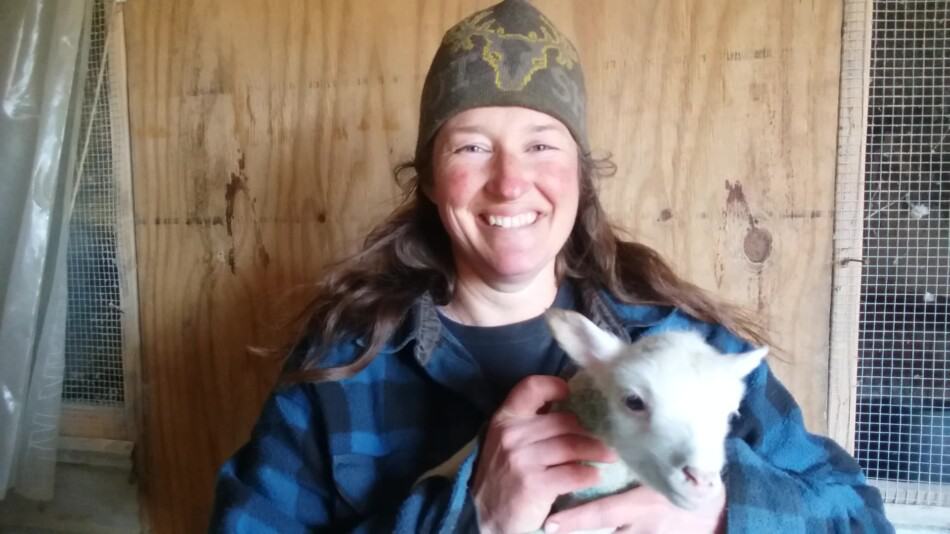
[{"xmin": 211, "ymin": 1, "xmax": 893, "ymax": 532}]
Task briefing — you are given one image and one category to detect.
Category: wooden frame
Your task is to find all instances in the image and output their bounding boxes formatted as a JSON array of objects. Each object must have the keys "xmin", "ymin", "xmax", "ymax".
[
  {"xmin": 60, "ymin": 405, "xmax": 128, "ymax": 441},
  {"xmin": 886, "ymin": 503, "xmax": 950, "ymax": 530},
  {"xmin": 59, "ymin": 0, "xmax": 142, "ymax": 463},
  {"xmin": 58, "ymin": 436, "xmax": 134, "ymax": 470},
  {"xmin": 827, "ymin": 0, "xmax": 873, "ymax": 453},
  {"xmin": 875, "ymin": 482, "xmax": 950, "ymax": 509},
  {"xmin": 108, "ymin": 0, "xmax": 143, "ymax": 454}
]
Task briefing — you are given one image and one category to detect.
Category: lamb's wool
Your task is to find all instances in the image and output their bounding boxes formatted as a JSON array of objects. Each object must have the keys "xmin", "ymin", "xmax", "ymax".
[{"xmin": 545, "ymin": 309, "xmax": 768, "ymax": 515}]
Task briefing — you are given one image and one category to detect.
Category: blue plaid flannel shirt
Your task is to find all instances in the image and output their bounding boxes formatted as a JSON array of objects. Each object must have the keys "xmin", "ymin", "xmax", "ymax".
[{"xmin": 210, "ymin": 289, "xmax": 893, "ymax": 533}]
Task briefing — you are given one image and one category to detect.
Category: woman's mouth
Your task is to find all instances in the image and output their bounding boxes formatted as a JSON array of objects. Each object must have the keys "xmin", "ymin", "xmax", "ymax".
[{"xmin": 482, "ymin": 212, "xmax": 539, "ymax": 229}]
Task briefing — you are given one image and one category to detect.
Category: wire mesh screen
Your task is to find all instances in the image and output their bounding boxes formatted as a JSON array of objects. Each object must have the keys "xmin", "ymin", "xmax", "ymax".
[
  {"xmin": 855, "ymin": 0, "xmax": 949, "ymax": 505},
  {"xmin": 63, "ymin": 0, "xmax": 125, "ymax": 406}
]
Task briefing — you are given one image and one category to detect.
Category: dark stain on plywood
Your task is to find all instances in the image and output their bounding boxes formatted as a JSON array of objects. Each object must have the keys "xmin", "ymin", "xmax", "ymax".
[
  {"xmin": 744, "ymin": 226, "xmax": 773, "ymax": 263},
  {"xmin": 225, "ymin": 151, "xmax": 248, "ymax": 238},
  {"xmin": 224, "ymin": 149, "xmax": 271, "ymax": 274},
  {"xmin": 725, "ymin": 180, "xmax": 773, "ymax": 264}
]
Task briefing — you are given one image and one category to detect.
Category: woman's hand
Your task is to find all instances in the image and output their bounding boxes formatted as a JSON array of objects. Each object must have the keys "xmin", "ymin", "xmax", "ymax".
[
  {"xmin": 543, "ymin": 483, "xmax": 726, "ymax": 534},
  {"xmin": 472, "ymin": 375, "xmax": 618, "ymax": 534}
]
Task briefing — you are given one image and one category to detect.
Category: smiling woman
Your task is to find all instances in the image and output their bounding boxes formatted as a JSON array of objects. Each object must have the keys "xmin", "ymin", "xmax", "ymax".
[
  {"xmin": 208, "ymin": 1, "xmax": 894, "ymax": 533},
  {"xmin": 431, "ymin": 107, "xmax": 580, "ymax": 322}
]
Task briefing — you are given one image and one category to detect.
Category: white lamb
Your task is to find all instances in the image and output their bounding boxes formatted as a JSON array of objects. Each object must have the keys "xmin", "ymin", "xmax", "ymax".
[
  {"xmin": 417, "ymin": 309, "xmax": 768, "ymax": 532},
  {"xmin": 544, "ymin": 308, "xmax": 768, "ymax": 515}
]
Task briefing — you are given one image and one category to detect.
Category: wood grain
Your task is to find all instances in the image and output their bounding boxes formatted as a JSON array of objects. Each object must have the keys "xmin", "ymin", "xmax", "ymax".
[
  {"xmin": 828, "ymin": 0, "xmax": 872, "ymax": 451},
  {"xmin": 108, "ymin": 0, "xmax": 145, "ymax": 468},
  {"xmin": 123, "ymin": 1, "xmax": 843, "ymax": 531}
]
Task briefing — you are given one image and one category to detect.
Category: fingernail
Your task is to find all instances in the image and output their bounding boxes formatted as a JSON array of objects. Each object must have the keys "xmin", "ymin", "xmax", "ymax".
[{"xmin": 544, "ymin": 521, "xmax": 559, "ymax": 533}]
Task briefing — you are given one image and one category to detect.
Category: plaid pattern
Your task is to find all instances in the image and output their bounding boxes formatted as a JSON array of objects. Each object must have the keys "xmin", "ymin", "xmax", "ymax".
[{"xmin": 210, "ymin": 290, "xmax": 894, "ymax": 533}]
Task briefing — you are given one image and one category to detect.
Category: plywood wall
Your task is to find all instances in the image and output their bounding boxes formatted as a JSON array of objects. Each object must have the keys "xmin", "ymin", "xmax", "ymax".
[{"xmin": 124, "ymin": 0, "xmax": 842, "ymax": 531}]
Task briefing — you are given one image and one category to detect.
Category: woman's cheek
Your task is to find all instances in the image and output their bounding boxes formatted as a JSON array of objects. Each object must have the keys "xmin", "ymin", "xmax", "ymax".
[
  {"xmin": 439, "ymin": 167, "xmax": 480, "ymax": 206},
  {"xmin": 539, "ymin": 161, "xmax": 579, "ymax": 195}
]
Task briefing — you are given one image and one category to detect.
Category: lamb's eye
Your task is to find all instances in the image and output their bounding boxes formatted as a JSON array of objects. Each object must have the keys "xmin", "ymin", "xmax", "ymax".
[{"xmin": 624, "ymin": 394, "xmax": 646, "ymax": 412}]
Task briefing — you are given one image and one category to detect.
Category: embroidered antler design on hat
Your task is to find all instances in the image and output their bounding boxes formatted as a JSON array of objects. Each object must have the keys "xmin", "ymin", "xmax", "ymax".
[{"xmin": 416, "ymin": 0, "xmax": 589, "ymax": 161}]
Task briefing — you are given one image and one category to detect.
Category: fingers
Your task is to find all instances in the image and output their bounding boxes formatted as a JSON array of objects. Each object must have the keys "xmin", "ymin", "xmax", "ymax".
[
  {"xmin": 495, "ymin": 375, "xmax": 570, "ymax": 421},
  {"xmin": 500, "ymin": 411, "xmax": 589, "ymax": 448},
  {"xmin": 537, "ymin": 462, "xmax": 604, "ymax": 497},
  {"xmin": 486, "ymin": 413, "xmax": 617, "ymax": 479},
  {"xmin": 513, "ymin": 433, "xmax": 618, "ymax": 467},
  {"xmin": 471, "ymin": 375, "xmax": 622, "ymax": 534},
  {"xmin": 544, "ymin": 485, "xmax": 726, "ymax": 534},
  {"xmin": 489, "ymin": 391, "xmax": 618, "ymax": 467},
  {"xmin": 486, "ymin": 375, "xmax": 617, "ymax": 472},
  {"xmin": 544, "ymin": 486, "xmax": 667, "ymax": 533}
]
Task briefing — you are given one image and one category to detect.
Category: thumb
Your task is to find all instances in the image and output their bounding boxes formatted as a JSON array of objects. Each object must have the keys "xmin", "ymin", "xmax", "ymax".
[{"xmin": 495, "ymin": 375, "xmax": 570, "ymax": 422}]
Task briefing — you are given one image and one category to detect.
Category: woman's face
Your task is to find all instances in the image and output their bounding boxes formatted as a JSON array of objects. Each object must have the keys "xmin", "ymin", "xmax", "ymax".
[{"xmin": 430, "ymin": 106, "xmax": 580, "ymax": 287}]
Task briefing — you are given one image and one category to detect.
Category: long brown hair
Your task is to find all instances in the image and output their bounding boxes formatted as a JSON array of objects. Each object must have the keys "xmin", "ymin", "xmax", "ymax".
[{"xmin": 281, "ymin": 146, "xmax": 766, "ymax": 383}]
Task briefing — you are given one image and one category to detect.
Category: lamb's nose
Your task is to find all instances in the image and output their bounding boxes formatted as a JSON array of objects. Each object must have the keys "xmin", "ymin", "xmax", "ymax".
[{"xmin": 683, "ymin": 466, "xmax": 720, "ymax": 488}]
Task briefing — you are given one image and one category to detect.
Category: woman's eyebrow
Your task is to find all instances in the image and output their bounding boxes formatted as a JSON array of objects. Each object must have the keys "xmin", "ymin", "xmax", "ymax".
[
  {"xmin": 447, "ymin": 124, "xmax": 563, "ymax": 135},
  {"xmin": 446, "ymin": 125, "xmax": 487, "ymax": 135},
  {"xmin": 527, "ymin": 124, "xmax": 564, "ymax": 134}
]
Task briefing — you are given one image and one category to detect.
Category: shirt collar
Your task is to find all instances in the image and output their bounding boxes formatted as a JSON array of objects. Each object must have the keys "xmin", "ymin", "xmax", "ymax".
[{"xmin": 402, "ymin": 283, "xmax": 635, "ymax": 365}]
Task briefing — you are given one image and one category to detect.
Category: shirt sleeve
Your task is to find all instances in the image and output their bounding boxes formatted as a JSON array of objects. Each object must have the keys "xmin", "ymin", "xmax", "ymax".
[
  {"xmin": 208, "ymin": 387, "xmax": 479, "ymax": 534},
  {"xmin": 724, "ymin": 358, "xmax": 895, "ymax": 533}
]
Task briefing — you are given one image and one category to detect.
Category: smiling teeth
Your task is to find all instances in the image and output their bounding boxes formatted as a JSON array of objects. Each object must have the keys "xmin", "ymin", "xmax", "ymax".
[{"xmin": 487, "ymin": 213, "xmax": 538, "ymax": 228}]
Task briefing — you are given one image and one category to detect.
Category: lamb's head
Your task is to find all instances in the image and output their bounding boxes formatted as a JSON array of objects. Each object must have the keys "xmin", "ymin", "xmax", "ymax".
[{"xmin": 545, "ymin": 309, "xmax": 768, "ymax": 509}]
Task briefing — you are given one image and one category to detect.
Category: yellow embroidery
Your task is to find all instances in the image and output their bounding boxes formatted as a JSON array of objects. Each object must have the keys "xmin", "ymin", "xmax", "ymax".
[{"xmin": 443, "ymin": 9, "xmax": 578, "ymax": 91}]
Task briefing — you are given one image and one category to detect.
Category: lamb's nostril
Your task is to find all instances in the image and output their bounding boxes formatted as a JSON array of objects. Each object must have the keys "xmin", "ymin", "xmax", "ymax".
[
  {"xmin": 683, "ymin": 466, "xmax": 719, "ymax": 488},
  {"xmin": 682, "ymin": 467, "xmax": 697, "ymax": 485}
]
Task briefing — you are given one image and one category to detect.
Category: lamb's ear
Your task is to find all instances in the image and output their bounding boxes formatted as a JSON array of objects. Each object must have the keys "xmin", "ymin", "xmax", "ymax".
[
  {"xmin": 726, "ymin": 346, "xmax": 769, "ymax": 379},
  {"xmin": 544, "ymin": 309, "xmax": 626, "ymax": 367}
]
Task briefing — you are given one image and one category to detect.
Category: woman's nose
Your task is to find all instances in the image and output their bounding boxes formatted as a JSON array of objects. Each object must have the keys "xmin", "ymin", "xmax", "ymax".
[{"xmin": 485, "ymin": 151, "xmax": 530, "ymax": 200}]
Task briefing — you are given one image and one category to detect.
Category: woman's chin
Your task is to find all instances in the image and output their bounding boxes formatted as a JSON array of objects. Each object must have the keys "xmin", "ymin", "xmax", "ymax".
[{"xmin": 481, "ymin": 257, "xmax": 554, "ymax": 286}]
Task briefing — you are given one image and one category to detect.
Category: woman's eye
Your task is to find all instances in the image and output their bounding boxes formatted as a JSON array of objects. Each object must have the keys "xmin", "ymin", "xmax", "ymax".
[
  {"xmin": 530, "ymin": 144, "xmax": 555, "ymax": 152},
  {"xmin": 455, "ymin": 145, "xmax": 488, "ymax": 154},
  {"xmin": 623, "ymin": 394, "xmax": 646, "ymax": 412}
]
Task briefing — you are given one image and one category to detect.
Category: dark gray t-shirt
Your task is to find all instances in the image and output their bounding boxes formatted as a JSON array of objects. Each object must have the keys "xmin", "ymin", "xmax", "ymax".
[{"xmin": 438, "ymin": 283, "xmax": 577, "ymax": 400}]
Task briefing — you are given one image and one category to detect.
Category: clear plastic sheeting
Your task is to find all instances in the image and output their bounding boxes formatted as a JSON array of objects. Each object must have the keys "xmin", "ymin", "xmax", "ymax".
[{"xmin": 0, "ymin": 0, "xmax": 87, "ymax": 501}]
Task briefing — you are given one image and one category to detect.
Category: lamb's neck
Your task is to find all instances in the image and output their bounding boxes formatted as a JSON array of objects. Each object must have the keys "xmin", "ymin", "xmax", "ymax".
[{"xmin": 564, "ymin": 372, "xmax": 614, "ymax": 438}]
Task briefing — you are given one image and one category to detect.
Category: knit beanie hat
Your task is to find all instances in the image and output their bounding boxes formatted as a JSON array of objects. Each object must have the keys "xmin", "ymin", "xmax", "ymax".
[{"xmin": 415, "ymin": 0, "xmax": 589, "ymax": 163}]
